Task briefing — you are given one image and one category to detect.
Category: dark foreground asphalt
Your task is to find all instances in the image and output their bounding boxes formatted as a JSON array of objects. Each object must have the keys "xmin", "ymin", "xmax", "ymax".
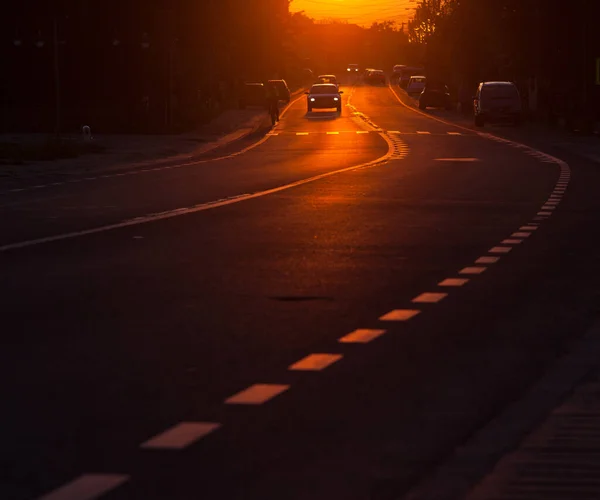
[{"xmin": 2, "ymin": 82, "xmax": 600, "ymax": 500}]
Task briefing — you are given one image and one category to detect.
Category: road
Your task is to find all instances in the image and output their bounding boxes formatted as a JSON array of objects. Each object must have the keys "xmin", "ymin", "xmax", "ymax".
[{"xmin": 2, "ymin": 80, "xmax": 600, "ymax": 500}]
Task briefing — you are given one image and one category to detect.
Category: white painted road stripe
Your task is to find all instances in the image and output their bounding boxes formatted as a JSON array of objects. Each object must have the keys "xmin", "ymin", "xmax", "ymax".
[
  {"xmin": 439, "ymin": 278, "xmax": 469, "ymax": 287},
  {"xmin": 502, "ymin": 239, "xmax": 523, "ymax": 244},
  {"xmin": 140, "ymin": 422, "xmax": 220, "ymax": 450},
  {"xmin": 0, "ymin": 132, "xmax": 396, "ymax": 253},
  {"xmin": 460, "ymin": 267, "xmax": 487, "ymax": 275},
  {"xmin": 225, "ymin": 384, "xmax": 289, "ymax": 405},
  {"xmin": 296, "ymin": 132, "xmax": 309, "ymax": 135},
  {"xmin": 356, "ymin": 130, "xmax": 370, "ymax": 134},
  {"xmin": 339, "ymin": 329, "xmax": 386, "ymax": 343},
  {"xmin": 416, "ymin": 131, "xmax": 431, "ymax": 134},
  {"xmin": 39, "ymin": 474, "xmax": 129, "ymax": 500},
  {"xmin": 380, "ymin": 309, "xmax": 421, "ymax": 321},
  {"xmin": 326, "ymin": 131, "xmax": 339, "ymax": 135},
  {"xmin": 412, "ymin": 292, "xmax": 448, "ymax": 303},
  {"xmin": 476, "ymin": 256, "xmax": 500, "ymax": 264},
  {"xmin": 447, "ymin": 132, "xmax": 462, "ymax": 135},
  {"xmin": 489, "ymin": 246, "xmax": 512, "ymax": 253},
  {"xmin": 512, "ymin": 232, "xmax": 531, "ymax": 238},
  {"xmin": 289, "ymin": 353, "xmax": 343, "ymax": 371}
]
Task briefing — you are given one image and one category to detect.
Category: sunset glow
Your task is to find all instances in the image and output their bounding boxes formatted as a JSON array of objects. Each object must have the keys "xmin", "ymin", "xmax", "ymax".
[{"xmin": 290, "ymin": 0, "xmax": 418, "ymax": 26}]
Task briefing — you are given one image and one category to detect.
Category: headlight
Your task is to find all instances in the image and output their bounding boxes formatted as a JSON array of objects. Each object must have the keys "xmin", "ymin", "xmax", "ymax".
[
  {"xmin": 347, "ymin": 68, "xmax": 351, "ymax": 71},
  {"xmin": 333, "ymin": 97, "xmax": 339, "ymax": 101},
  {"xmin": 310, "ymin": 97, "xmax": 315, "ymax": 102}
]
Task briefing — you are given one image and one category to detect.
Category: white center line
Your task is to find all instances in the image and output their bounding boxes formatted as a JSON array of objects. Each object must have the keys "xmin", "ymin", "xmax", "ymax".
[
  {"xmin": 520, "ymin": 226, "xmax": 538, "ymax": 231},
  {"xmin": 326, "ymin": 131, "xmax": 340, "ymax": 135},
  {"xmin": 512, "ymin": 232, "xmax": 531, "ymax": 238},
  {"xmin": 225, "ymin": 384, "xmax": 289, "ymax": 405},
  {"xmin": 356, "ymin": 130, "xmax": 370, "ymax": 134},
  {"xmin": 289, "ymin": 353, "xmax": 343, "ymax": 371},
  {"xmin": 476, "ymin": 256, "xmax": 500, "ymax": 264},
  {"xmin": 439, "ymin": 278, "xmax": 469, "ymax": 287},
  {"xmin": 447, "ymin": 132, "xmax": 462, "ymax": 135},
  {"xmin": 416, "ymin": 131, "xmax": 431, "ymax": 134},
  {"xmin": 296, "ymin": 132, "xmax": 309, "ymax": 136},
  {"xmin": 412, "ymin": 292, "xmax": 448, "ymax": 303},
  {"xmin": 489, "ymin": 246, "xmax": 513, "ymax": 254},
  {"xmin": 379, "ymin": 309, "xmax": 421, "ymax": 321},
  {"xmin": 339, "ymin": 329, "xmax": 386, "ymax": 343},
  {"xmin": 140, "ymin": 422, "xmax": 220, "ymax": 450},
  {"xmin": 38, "ymin": 474, "xmax": 129, "ymax": 500},
  {"xmin": 460, "ymin": 267, "xmax": 487, "ymax": 275},
  {"xmin": 502, "ymin": 239, "xmax": 523, "ymax": 244}
]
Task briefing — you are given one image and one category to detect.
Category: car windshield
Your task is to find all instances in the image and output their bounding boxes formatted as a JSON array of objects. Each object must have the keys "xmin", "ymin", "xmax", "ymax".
[
  {"xmin": 483, "ymin": 85, "xmax": 519, "ymax": 99},
  {"xmin": 310, "ymin": 85, "xmax": 337, "ymax": 94}
]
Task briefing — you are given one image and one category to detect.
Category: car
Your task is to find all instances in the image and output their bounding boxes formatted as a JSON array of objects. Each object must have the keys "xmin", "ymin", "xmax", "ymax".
[
  {"xmin": 419, "ymin": 81, "xmax": 452, "ymax": 110},
  {"xmin": 239, "ymin": 82, "xmax": 265, "ymax": 109},
  {"xmin": 347, "ymin": 64, "xmax": 359, "ymax": 73},
  {"xmin": 399, "ymin": 66, "xmax": 424, "ymax": 88},
  {"xmin": 267, "ymin": 79, "xmax": 290, "ymax": 103},
  {"xmin": 406, "ymin": 75, "xmax": 426, "ymax": 95},
  {"xmin": 306, "ymin": 83, "xmax": 343, "ymax": 113},
  {"xmin": 473, "ymin": 81, "xmax": 522, "ymax": 127},
  {"xmin": 366, "ymin": 69, "xmax": 386, "ymax": 85},
  {"xmin": 392, "ymin": 64, "xmax": 406, "ymax": 80},
  {"xmin": 316, "ymin": 74, "xmax": 339, "ymax": 88}
]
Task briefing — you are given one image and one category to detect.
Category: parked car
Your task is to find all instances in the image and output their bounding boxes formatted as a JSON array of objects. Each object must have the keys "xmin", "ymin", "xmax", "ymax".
[
  {"xmin": 239, "ymin": 82, "xmax": 265, "ymax": 109},
  {"xmin": 366, "ymin": 69, "xmax": 386, "ymax": 85},
  {"xmin": 267, "ymin": 79, "xmax": 291, "ymax": 103},
  {"xmin": 419, "ymin": 82, "xmax": 452, "ymax": 110},
  {"xmin": 418, "ymin": 81, "xmax": 452, "ymax": 110},
  {"xmin": 473, "ymin": 81, "xmax": 522, "ymax": 127},
  {"xmin": 316, "ymin": 74, "xmax": 339, "ymax": 89},
  {"xmin": 399, "ymin": 66, "xmax": 424, "ymax": 88},
  {"xmin": 406, "ymin": 75, "xmax": 426, "ymax": 95},
  {"xmin": 306, "ymin": 83, "xmax": 343, "ymax": 113},
  {"xmin": 392, "ymin": 64, "xmax": 406, "ymax": 81}
]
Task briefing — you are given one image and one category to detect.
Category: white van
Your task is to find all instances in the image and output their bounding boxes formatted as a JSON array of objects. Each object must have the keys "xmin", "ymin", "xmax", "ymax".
[{"xmin": 473, "ymin": 81, "xmax": 522, "ymax": 127}]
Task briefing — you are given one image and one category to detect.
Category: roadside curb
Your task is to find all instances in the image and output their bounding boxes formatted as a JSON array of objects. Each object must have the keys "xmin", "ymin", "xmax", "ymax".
[{"xmin": 401, "ymin": 319, "xmax": 600, "ymax": 500}]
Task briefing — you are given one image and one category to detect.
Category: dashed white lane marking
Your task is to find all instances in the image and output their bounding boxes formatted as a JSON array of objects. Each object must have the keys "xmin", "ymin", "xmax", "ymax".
[
  {"xmin": 502, "ymin": 239, "xmax": 523, "ymax": 245},
  {"xmin": 537, "ymin": 211, "xmax": 553, "ymax": 216},
  {"xmin": 296, "ymin": 132, "xmax": 309, "ymax": 135},
  {"xmin": 379, "ymin": 309, "xmax": 421, "ymax": 321},
  {"xmin": 388, "ymin": 130, "xmax": 401, "ymax": 134},
  {"xmin": 490, "ymin": 246, "xmax": 512, "ymax": 254},
  {"xmin": 412, "ymin": 292, "xmax": 448, "ymax": 303},
  {"xmin": 439, "ymin": 278, "xmax": 469, "ymax": 287},
  {"xmin": 225, "ymin": 384, "xmax": 289, "ymax": 405},
  {"xmin": 476, "ymin": 256, "xmax": 500, "ymax": 264},
  {"xmin": 416, "ymin": 131, "xmax": 431, "ymax": 134},
  {"xmin": 140, "ymin": 422, "xmax": 220, "ymax": 450},
  {"xmin": 289, "ymin": 353, "xmax": 343, "ymax": 371},
  {"xmin": 339, "ymin": 328, "xmax": 386, "ymax": 343},
  {"xmin": 521, "ymin": 226, "xmax": 538, "ymax": 231},
  {"xmin": 447, "ymin": 132, "xmax": 462, "ymax": 135},
  {"xmin": 512, "ymin": 232, "xmax": 531, "ymax": 238},
  {"xmin": 460, "ymin": 267, "xmax": 487, "ymax": 275},
  {"xmin": 356, "ymin": 130, "xmax": 369, "ymax": 134},
  {"xmin": 38, "ymin": 474, "xmax": 129, "ymax": 500},
  {"xmin": 326, "ymin": 131, "xmax": 339, "ymax": 135}
]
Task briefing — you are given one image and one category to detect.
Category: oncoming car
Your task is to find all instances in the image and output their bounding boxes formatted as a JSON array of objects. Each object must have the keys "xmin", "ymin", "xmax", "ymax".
[
  {"xmin": 316, "ymin": 74, "xmax": 339, "ymax": 89},
  {"xmin": 347, "ymin": 64, "xmax": 359, "ymax": 73},
  {"xmin": 306, "ymin": 83, "xmax": 343, "ymax": 113}
]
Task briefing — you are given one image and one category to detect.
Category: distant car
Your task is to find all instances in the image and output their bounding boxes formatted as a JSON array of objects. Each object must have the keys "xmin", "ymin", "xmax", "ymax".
[
  {"xmin": 419, "ymin": 82, "xmax": 452, "ymax": 110},
  {"xmin": 392, "ymin": 64, "xmax": 406, "ymax": 81},
  {"xmin": 317, "ymin": 74, "xmax": 339, "ymax": 88},
  {"xmin": 399, "ymin": 66, "xmax": 424, "ymax": 88},
  {"xmin": 347, "ymin": 64, "xmax": 359, "ymax": 73},
  {"xmin": 363, "ymin": 68, "xmax": 376, "ymax": 80},
  {"xmin": 473, "ymin": 81, "xmax": 522, "ymax": 127},
  {"xmin": 406, "ymin": 75, "xmax": 426, "ymax": 95},
  {"xmin": 239, "ymin": 82, "xmax": 265, "ymax": 109},
  {"xmin": 306, "ymin": 83, "xmax": 343, "ymax": 113},
  {"xmin": 366, "ymin": 69, "xmax": 386, "ymax": 85},
  {"xmin": 267, "ymin": 79, "xmax": 291, "ymax": 103}
]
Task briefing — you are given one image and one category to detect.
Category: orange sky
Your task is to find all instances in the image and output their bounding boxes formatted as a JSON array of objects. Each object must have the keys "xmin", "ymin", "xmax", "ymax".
[{"xmin": 290, "ymin": 0, "xmax": 418, "ymax": 27}]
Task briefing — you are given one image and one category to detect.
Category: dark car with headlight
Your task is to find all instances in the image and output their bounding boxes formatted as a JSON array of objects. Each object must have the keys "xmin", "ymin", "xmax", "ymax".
[
  {"xmin": 419, "ymin": 81, "xmax": 452, "ymax": 110},
  {"xmin": 306, "ymin": 83, "xmax": 343, "ymax": 113}
]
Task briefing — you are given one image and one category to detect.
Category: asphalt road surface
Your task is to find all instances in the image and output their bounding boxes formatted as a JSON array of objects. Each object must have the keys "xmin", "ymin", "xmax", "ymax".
[{"xmin": 2, "ymin": 81, "xmax": 600, "ymax": 500}]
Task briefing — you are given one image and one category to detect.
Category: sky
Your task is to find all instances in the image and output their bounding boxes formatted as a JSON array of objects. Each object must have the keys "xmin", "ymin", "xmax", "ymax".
[{"xmin": 290, "ymin": 0, "xmax": 418, "ymax": 27}]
